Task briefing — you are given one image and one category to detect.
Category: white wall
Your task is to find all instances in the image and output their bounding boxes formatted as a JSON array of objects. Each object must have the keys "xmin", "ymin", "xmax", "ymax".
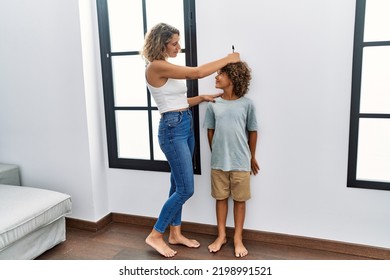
[
  {"xmin": 0, "ymin": 0, "xmax": 108, "ymax": 222},
  {"xmin": 0, "ymin": 0, "xmax": 389, "ymax": 249}
]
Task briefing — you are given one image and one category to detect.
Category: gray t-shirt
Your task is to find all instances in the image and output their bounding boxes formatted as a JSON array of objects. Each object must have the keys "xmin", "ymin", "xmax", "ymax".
[{"xmin": 204, "ymin": 97, "xmax": 258, "ymax": 171}]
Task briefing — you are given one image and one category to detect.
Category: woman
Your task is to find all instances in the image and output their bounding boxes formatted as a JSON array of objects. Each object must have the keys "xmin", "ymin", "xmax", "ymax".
[{"xmin": 142, "ymin": 22, "xmax": 240, "ymax": 258}]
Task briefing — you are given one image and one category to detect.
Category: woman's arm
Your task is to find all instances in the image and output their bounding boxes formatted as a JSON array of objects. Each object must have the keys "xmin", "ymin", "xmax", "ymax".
[
  {"xmin": 149, "ymin": 53, "xmax": 240, "ymax": 81},
  {"xmin": 187, "ymin": 93, "xmax": 222, "ymax": 107}
]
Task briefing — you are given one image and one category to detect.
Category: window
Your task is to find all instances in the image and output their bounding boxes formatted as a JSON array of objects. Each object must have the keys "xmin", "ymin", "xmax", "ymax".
[
  {"xmin": 348, "ymin": 0, "xmax": 390, "ymax": 191},
  {"xmin": 96, "ymin": 0, "xmax": 201, "ymax": 173}
]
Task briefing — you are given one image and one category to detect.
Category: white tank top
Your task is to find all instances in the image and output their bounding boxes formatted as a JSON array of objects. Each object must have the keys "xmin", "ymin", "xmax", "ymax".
[{"xmin": 146, "ymin": 78, "xmax": 189, "ymax": 114}]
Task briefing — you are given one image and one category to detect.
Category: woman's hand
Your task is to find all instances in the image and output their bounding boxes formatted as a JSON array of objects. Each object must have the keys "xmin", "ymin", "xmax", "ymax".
[
  {"xmin": 227, "ymin": 52, "xmax": 241, "ymax": 63},
  {"xmin": 201, "ymin": 93, "xmax": 223, "ymax": 102},
  {"xmin": 188, "ymin": 93, "xmax": 222, "ymax": 107}
]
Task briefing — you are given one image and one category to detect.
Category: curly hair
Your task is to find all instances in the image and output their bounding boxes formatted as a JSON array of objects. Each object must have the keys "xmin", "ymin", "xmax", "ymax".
[
  {"xmin": 220, "ymin": 62, "xmax": 252, "ymax": 97},
  {"xmin": 142, "ymin": 23, "xmax": 180, "ymax": 63}
]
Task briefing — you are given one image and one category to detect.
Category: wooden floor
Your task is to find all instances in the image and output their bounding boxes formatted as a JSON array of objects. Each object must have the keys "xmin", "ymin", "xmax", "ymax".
[{"xmin": 36, "ymin": 222, "xmax": 372, "ymax": 260}]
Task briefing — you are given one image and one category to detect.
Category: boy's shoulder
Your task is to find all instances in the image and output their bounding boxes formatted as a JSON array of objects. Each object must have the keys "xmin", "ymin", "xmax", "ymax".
[
  {"xmin": 216, "ymin": 96, "xmax": 253, "ymax": 103},
  {"xmin": 208, "ymin": 96, "xmax": 255, "ymax": 107},
  {"xmin": 239, "ymin": 96, "xmax": 255, "ymax": 106},
  {"xmin": 240, "ymin": 96, "xmax": 251, "ymax": 102}
]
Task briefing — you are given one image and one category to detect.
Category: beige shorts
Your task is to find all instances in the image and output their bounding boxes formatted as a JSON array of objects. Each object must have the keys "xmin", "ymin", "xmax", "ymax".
[{"xmin": 211, "ymin": 169, "xmax": 251, "ymax": 201}]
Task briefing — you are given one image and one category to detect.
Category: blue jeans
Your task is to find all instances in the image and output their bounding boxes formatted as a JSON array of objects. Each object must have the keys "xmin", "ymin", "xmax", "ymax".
[{"xmin": 154, "ymin": 109, "xmax": 195, "ymax": 233}]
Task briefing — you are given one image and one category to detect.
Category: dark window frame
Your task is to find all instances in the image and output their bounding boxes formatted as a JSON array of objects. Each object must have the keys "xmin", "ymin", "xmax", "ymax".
[
  {"xmin": 347, "ymin": 0, "xmax": 390, "ymax": 191},
  {"xmin": 96, "ymin": 0, "xmax": 201, "ymax": 174}
]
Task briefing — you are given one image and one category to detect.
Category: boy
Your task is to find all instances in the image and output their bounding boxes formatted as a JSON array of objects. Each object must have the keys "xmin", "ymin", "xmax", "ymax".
[{"xmin": 204, "ymin": 62, "xmax": 259, "ymax": 258}]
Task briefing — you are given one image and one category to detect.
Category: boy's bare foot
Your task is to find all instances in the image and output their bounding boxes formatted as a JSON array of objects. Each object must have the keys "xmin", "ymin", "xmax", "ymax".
[
  {"xmin": 234, "ymin": 239, "xmax": 248, "ymax": 258},
  {"xmin": 145, "ymin": 232, "xmax": 177, "ymax": 258},
  {"xmin": 168, "ymin": 234, "xmax": 200, "ymax": 248},
  {"xmin": 208, "ymin": 236, "xmax": 227, "ymax": 253}
]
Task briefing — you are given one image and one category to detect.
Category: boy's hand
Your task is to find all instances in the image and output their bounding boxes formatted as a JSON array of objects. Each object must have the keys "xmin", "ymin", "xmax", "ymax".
[{"xmin": 251, "ymin": 158, "xmax": 260, "ymax": 175}]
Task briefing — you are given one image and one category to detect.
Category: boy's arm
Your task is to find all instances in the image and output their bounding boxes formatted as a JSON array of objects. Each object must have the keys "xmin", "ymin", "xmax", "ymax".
[
  {"xmin": 248, "ymin": 131, "xmax": 260, "ymax": 175},
  {"xmin": 207, "ymin": 129, "xmax": 215, "ymax": 150}
]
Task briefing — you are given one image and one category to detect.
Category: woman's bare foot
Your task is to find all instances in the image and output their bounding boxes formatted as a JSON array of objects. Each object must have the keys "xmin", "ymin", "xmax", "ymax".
[
  {"xmin": 234, "ymin": 239, "xmax": 248, "ymax": 258},
  {"xmin": 208, "ymin": 236, "xmax": 227, "ymax": 253},
  {"xmin": 168, "ymin": 226, "xmax": 200, "ymax": 248},
  {"xmin": 145, "ymin": 231, "xmax": 177, "ymax": 258},
  {"xmin": 168, "ymin": 233, "xmax": 200, "ymax": 248}
]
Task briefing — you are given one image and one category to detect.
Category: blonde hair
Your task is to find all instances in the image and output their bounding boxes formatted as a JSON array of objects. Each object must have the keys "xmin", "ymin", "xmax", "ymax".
[{"xmin": 142, "ymin": 23, "xmax": 180, "ymax": 63}]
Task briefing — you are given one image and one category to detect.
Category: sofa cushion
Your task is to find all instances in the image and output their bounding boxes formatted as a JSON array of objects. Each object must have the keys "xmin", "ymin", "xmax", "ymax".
[{"xmin": 0, "ymin": 184, "xmax": 71, "ymax": 251}]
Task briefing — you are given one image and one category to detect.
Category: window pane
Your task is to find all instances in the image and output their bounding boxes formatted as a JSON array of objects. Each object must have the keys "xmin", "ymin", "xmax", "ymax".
[
  {"xmin": 364, "ymin": 0, "xmax": 390, "ymax": 42},
  {"xmin": 116, "ymin": 111, "xmax": 150, "ymax": 159},
  {"xmin": 152, "ymin": 111, "xmax": 166, "ymax": 160},
  {"xmin": 356, "ymin": 118, "xmax": 390, "ymax": 183},
  {"xmin": 97, "ymin": 0, "xmax": 199, "ymax": 172},
  {"xmin": 146, "ymin": 0, "xmax": 185, "ymax": 49},
  {"xmin": 360, "ymin": 46, "xmax": 390, "ymax": 114},
  {"xmin": 112, "ymin": 55, "xmax": 148, "ymax": 107},
  {"xmin": 107, "ymin": 0, "xmax": 144, "ymax": 52}
]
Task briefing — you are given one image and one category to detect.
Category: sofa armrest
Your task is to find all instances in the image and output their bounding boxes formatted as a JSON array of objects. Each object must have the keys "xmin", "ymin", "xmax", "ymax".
[{"xmin": 0, "ymin": 164, "xmax": 21, "ymax": 186}]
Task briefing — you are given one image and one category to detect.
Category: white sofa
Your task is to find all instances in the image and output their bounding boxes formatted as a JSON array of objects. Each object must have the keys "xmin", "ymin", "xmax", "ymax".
[{"xmin": 0, "ymin": 164, "xmax": 71, "ymax": 259}]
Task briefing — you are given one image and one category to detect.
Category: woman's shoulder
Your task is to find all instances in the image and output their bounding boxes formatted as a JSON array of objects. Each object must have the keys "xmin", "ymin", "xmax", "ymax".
[
  {"xmin": 146, "ymin": 60, "xmax": 172, "ymax": 86},
  {"xmin": 148, "ymin": 59, "xmax": 168, "ymax": 70},
  {"xmin": 148, "ymin": 60, "xmax": 182, "ymax": 75}
]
